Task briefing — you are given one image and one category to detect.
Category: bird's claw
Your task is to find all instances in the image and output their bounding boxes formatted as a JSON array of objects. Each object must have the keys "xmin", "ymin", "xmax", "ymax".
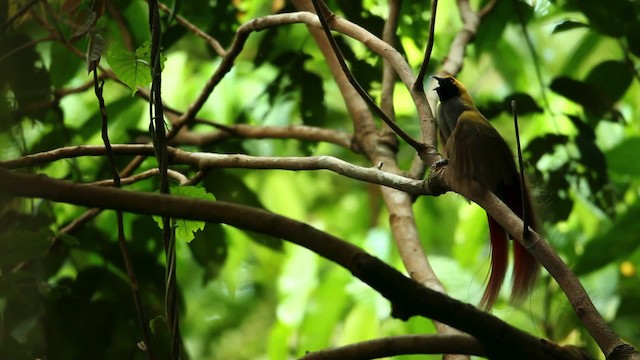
[{"xmin": 430, "ymin": 158, "xmax": 449, "ymax": 171}]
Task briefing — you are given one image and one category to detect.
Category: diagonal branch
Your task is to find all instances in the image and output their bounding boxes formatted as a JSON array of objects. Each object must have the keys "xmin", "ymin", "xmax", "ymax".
[
  {"xmin": 0, "ymin": 168, "xmax": 594, "ymax": 360},
  {"xmin": 431, "ymin": 166, "xmax": 639, "ymax": 360},
  {"xmin": 300, "ymin": 334, "xmax": 484, "ymax": 359},
  {"xmin": 0, "ymin": 145, "xmax": 429, "ymax": 195},
  {"xmin": 309, "ymin": 0, "xmax": 425, "ymax": 153},
  {"xmin": 414, "ymin": 0, "xmax": 439, "ymax": 88},
  {"xmin": 157, "ymin": 2, "xmax": 226, "ymax": 56},
  {"xmin": 92, "ymin": 62, "xmax": 155, "ymax": 359}
]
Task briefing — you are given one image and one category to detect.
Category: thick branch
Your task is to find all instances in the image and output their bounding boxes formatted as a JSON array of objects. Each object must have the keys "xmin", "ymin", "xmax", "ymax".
[
  {"xmin": 0, "ymin": 145, "xmax": 429, "ymax": 195},
  {"xmin": 431, "ymin": 167, "xmax": 640, "ymax": 360},
  {"xmin": 0, "ymin": 168, "xmax": 593, "ymax": 360},
  {"xmin": 300, "ymin": 334, "xmax": 484, "ymax": 359}
]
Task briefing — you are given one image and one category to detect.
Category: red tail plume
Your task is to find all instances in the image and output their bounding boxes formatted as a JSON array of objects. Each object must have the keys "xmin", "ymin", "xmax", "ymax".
[
  {"xmin": 508, "ymin": 181, "xmax": 540, "ymax": 302},
  {"xmin": 480, "ymin": 216, "xmax": 508, "ymax": 309},
  {"xmin": 511, "ymin": 240, "xmax": 538, "ymax": 301},
  {"xmin": 481, "ymin": 178, "xmax": 539, "ymax": 309}
]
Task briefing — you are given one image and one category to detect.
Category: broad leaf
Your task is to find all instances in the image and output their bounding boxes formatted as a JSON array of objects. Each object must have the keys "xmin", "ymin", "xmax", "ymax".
[
  {"xmin": 152, "ymin": 186, "xmax": 215, "ymax": 243},
  {"xmin": 573, "ymin": 205, "xmax": 640, "ymax": 275},
  {"xmin": 106, "ymin": 41, "xmax": 166, "ymax": 95}
]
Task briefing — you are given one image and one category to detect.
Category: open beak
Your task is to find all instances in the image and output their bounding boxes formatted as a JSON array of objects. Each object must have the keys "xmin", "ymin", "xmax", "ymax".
[{"xmin": 430, "ymin": 75, "xmax": 444, "ymax": 90}]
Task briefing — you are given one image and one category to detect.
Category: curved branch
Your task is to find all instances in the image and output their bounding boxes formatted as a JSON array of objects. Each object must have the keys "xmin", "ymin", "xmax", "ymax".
[
  {"xmin": 175, "ymin": 121, "xmax": 356, "ymax": 150},
  {"xmin": 299, "ymin": 334, "xmax": 484, "ymax": 360},
  {"xmin": 290, "ymin": 4, "xmax": 446, "ymax": 306},
  {"xmin": 415, "ymin": 0, "xmax": 439, "ymax": 87},
  {"xmin": 0, "ymin": 168, "xmax": 594, "ymax": 360},
  {"xmin": 0, "ymin": 145, "xmax": 429, "ymax": 195},
  {"xmin": 89, "ymin": 168, "xmax": 189, "ymax": 186},
  {"xmin": 167, "ymin": 9, "xmax": 441, "ymax": 162},
  {"xmin": 310, "ymin": 0, "xmax": 425, "ymax": 153},
  {"xmin": 410, "ymin": 0, "xmax": 493, "ymax": 180},
  {"xmin": 158, "ymin": 2, "xmax": 226, "ymax": 56},
  {"xmin": 431, "ymin": 166, "xmax": 639, "ymax": 360}
]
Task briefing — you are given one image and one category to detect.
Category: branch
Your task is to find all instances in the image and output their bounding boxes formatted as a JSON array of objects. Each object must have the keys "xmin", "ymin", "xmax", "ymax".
[
  {"xmin": 0, "ymin": 0, "xmax": 40, "ymax": 33},
  {"xmin": 414, "ymin": 0, "xmax": 439, "ymax": 88},
  {"xmin": 310, "ymin": 0, "xmax": 425, "ymax": 153},
  {"xmin": 409, "ymin": 0, "xmax": 491, "ymax": 180},
  {"xmin": 289, "ymin": 4, "xmax": 445, "ymax": 303},
  {"xmin": 92, "ymin": 60, "xmax": 155, "ymax": 358},
  {"xmin": 89, "ymin": 168, "xmax": 189, "ymax": 186},
  {"xmin": 171, "ymin": 12, "xmax": 331, "ymax": 134},
  {"xmin": 299, "ymin": 334, "xmax": 484, "ymax": 360},
  {"xmin": 0, "ymin": 168, "xmax": 594, "ymax": 360},
  {"xmin": 175, "ymin": 121, "xmax": 356, "ymax": 150},
  {"xmin": 430, "ymin": 167, "xmax": 640, "ymax": 360},
  {"xmin": 311, "ymin": 8, "xmax": 440, "ymax": 163},
  {"xmin": 380, "ymin": 0, "xmax": 402, "ymax": 125},
  {"xmin": 0, "ymin": 145, "xmax": 429, "ymax": 195},
  {"xmin": 165, "ymin": 9, "xmax": 440, "ymax": 163},
  {"xmin": 157, "ymin": 2, "xmax": 226, "ymax": 56}
]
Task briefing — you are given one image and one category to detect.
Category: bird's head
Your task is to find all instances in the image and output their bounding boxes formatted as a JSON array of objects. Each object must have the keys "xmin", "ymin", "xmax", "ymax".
[{"xmin": 431, "ymin": 75, "xmax": 467, "ymax": 102}]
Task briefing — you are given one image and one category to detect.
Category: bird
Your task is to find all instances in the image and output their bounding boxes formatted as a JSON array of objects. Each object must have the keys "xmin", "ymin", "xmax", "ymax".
[{"xmin": 432, "ymin": 74, "xmax": 539, "ymax": 309}]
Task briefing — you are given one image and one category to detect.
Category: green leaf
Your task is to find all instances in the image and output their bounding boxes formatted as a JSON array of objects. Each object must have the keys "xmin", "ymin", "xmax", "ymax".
[
  {"xmin": 50, "ymin": 42, "xmax": 82, "ymax": 87},
  {"xmin": 585, "ymin": 60, "xmax": 633, "ymax": 107},
  {"xmin": 627, "ymin": 29, "xmax": 640, "ymax": 57},
  {"xmin": 525, "ymin": 134, "xmax": 569, "ymax": 164},
  {"xmin": 106, "ymin": 41, "xmax": 166, "ymax": 95},
  {"xmin": 549, "ymin": 76, "xmax": 611, "ymax": 116},
  {"xmin": 106, "ymin": 42, "xmax": 150, "ymax": 94},
  {"xmin": 300, "ymin": 70, "xmax": 325, "ymax": 127},
  {"xmin": 204, "ymin": 170, "xmax": 283, "ymax": 251},
  {"xmin": 134, "ymin": 41, "xmax": 167, "ymax": 71},
  {"xmin": 298, "ymin": 268, "xmax": 350, "ymax": 352},
  {"xmin": 152, "ymin": 186, "xmax": 215, "ymax": 243},
  {"xmin": 573, "ymin": 204, "xmax": 640, "ymax": 275},
  {"xmin": 86, "ymin": 33, "xmax": 104, "ymax": 73},
  {"xmin": 552, "ymin": 20, "xmax": 588, "ymax": 34},
  {"xmin": 576, "ymin": 0, "xmax": 634, "ymax": 37},
  {"xmin": 339, "ymin": 303, "xmax": 379, "ymax": 345},
  {"xmin": 606, "ymin": 137, "xmax": 640, "ymax": 176},
  {"xmin": 480, "ymin": 92, "xmax": 543, "ymax": 119},
  {"xmin": 474, "ymin": 0, "xmax": 511, "ymax": 56},
  {"xmin": 0, "ymin": 228, "xmax": 51, "ymax": 270},
  {"xmin": 0, "ymin": 34, "xmax": 52, "ymax": 123},
  {"xmin": 189, "ymin": 224, "xmax": 227, "ymax": 284},
  {"xmin": 71, "ymin": 8, "xmax": 96, "ymax": 38}
]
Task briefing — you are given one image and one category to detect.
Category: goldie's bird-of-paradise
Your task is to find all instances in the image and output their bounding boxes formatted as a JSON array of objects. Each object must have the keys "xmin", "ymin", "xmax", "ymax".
[{"xmin": 432, "ymin": 75, "xmax": 539, "ymax": 309}]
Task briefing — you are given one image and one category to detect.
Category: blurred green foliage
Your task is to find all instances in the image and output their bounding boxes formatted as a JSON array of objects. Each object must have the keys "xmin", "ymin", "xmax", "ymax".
[{"xmin": 1, "ymin": 0, "xmax": 639, "ymax": 359}]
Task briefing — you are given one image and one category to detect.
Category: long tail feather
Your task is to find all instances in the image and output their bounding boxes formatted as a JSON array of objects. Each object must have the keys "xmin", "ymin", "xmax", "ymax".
[
  {"xmin": 511, "ymin": 240, "xmax": 539, "ymax": 301},
  {"xmin": 509, "ymin": 181, "xmax": 540, "ymax": 302},
  {"xmin": 480, "ymin": 216, "xmax": 509, "ymax": 309}
]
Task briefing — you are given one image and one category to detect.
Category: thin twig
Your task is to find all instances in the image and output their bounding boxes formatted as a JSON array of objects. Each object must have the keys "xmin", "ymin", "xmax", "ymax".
[
  {"xmin": 414, "ymin": 0, "xmax": 439, "ymax": 88},
  {"xmin": 511, "ymin": 100, "xmax": 529, "ymax": 239},
  {"xmin": 157, "ymin": 2, "xmax": 226, "ymax": 56},
  {"xmin": 89, "ymin": 168, "xmax": 190, "ymax": 186},
  {"xmin": 179, "ymin": 121, "xmax": 355, "ymax": 149},
  {"xmin": 512, "ymin": 0, "xmax": 550, "ymax": 112},
  {"xmin": 0, "ymin": 0, "xmax": 40, "ymax": 32},
  {"xmin": 0, "ymin": 34, "xmax": 54, "ymax": 63},
  {"xmin": 92, "ymin": 66, "xmax": 156, "ymax": 359},
  {"xmin": 148, "ymin": 0, "xmax": 181, "ymax": 357},
  {"xmin": 0, "ymin": 144, "xmax": 430, "ymax": 195},
  {"xmin": 309, "ymin": 0, "xmax": 426, "ymax": 152}
]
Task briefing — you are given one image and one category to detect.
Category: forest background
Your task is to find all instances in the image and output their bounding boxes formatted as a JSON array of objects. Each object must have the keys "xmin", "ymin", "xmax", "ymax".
[{"xmin": 1, "ymin": 0, "xmax": 640, "ymax": 359}]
